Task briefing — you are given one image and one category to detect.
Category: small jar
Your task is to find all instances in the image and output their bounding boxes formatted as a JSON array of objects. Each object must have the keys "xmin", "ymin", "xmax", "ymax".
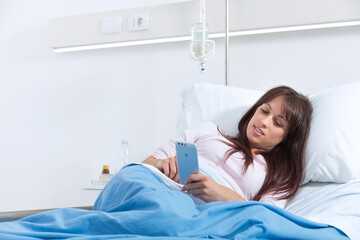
[{"xmin": 102, "ymin": 165, "xmax": 110, "ymax": 174}]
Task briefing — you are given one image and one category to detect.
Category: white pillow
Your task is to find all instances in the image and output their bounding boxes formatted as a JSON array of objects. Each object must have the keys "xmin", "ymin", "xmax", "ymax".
[
  {"xmin": 176, "ymin": 83, "xmax": 264, "ymax": 136},
  {"xmin": 177, "ymin": 82, "xmax": 360, "ymax": 184},
  {"xmin": 303, "ymin": 81, "xmax": 360, "ymax": 184}
]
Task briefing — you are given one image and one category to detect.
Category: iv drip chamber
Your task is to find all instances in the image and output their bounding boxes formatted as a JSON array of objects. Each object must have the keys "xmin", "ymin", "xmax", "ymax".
[{"xmin": 190, "ymin": 23, "xmax": 215, "ymax": 72}]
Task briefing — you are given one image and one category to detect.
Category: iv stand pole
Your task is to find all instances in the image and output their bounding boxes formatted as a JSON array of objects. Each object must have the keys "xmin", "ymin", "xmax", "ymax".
[{"xmin": 225, "ymin": 0, "xmax": 229, "ymax": 86}]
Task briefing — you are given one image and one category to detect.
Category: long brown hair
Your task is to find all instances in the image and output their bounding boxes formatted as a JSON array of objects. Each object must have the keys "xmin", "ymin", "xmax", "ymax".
[{"xmin": 220, "ymin": 86, "xmax": 312, "ymax": 201}]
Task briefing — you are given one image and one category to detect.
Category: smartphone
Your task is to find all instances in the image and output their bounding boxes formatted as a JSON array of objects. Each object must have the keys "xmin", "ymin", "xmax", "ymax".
[{"xmin": 175, "ymin": 141, "xmax": 199, "ymax": 185}]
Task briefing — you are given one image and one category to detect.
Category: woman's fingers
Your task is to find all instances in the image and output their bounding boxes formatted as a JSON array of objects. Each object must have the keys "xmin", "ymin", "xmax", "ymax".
[
  {"xmin": 160, "ymin": 157, "xmax": 179, "ymax": 181},
  {"xmin": 173, "ymin": 157, "xmax": 180, "ymax": 183},
  {"xmin": 174, "ymin": 172, "xmax": 179, "ymax": 183},
  {"xmin": 168, "ymin": 157, "xmax": 177, "ymax": 179},
  {"xmin": 162, "ymin": 159, "xmax": 170, "ymax": 177},
  {"xmin": 181, "ymin": 174, "xmax": 206, "ymax": 191},
  {"xmin": 185, "ymin": 173, "xmax": 204, "ymax": 184},
  {"xmin": 184, "ymin": 182, "xmax": 205, "ymax": 192}
]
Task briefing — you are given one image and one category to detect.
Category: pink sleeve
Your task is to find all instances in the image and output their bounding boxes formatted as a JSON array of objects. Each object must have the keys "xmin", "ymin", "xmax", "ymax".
[
  {"xmin": 151, "ymin": 122, "xmax": 215, "ymax": 160},
  {"xmin": 259, "ymin": 192, "xmax": 288, "ymax": 209},
  {"xmin": 151, "ymin": 124, "xmax": 201, "ymax": 159},
  {"xmin": 151, "ymin": 134, "xmax": 184, "ymax": 160}
]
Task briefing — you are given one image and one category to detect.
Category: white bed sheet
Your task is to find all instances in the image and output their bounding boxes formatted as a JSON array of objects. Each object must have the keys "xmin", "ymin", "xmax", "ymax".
[{"xmin": 286, "ymin": 179, "xmax": 360, "ymax": 240}]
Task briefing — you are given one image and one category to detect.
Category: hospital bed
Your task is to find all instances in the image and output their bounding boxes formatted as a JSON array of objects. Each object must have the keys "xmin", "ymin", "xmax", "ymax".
[{"xmin": 0, "ymin": 82, "xmax": 359, "ymax": 239}]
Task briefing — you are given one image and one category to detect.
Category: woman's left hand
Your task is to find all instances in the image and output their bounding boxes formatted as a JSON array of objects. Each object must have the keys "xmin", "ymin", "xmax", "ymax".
[{"xmin": 181, "ymin": 174, "xmax": 246, "ymax": 203}]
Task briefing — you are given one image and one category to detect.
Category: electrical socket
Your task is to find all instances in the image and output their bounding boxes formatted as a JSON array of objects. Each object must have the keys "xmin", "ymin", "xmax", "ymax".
[{"xmin": 128, "ymin": 13, "xmax": 149, "ymax": 32}]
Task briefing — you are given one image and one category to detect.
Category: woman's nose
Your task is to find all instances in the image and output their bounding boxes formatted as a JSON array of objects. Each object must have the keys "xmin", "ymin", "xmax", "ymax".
[{"xmin": 259, "ymin": 115, "xmax": 272, "ymax": 127}]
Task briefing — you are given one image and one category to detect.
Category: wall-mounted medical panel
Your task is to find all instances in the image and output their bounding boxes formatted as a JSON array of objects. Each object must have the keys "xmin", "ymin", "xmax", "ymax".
[
  {"xmin": 48, "ymin": 0, "xmax": 360, "ymax": 52},
  {"xmin": 48, "ymin": 1, "xmax": 211, "ymax": 51},
  {"xmin": 230, "ymin": 0, "xmax": 360, "ymax": 30}
]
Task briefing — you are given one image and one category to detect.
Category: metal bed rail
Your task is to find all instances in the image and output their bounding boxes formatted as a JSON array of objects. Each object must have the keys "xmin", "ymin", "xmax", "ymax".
[{"xmin": 0, "ymin": 206, "xmax": 93, "ymax": 222}]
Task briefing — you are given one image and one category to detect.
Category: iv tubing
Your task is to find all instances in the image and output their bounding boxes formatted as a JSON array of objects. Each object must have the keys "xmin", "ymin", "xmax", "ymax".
[
  {"xmin": 225, "ymin": 0, "xmax": 229, "ymax": 86},
  {"xmin": 201, "ymin": 0, "xmax": 206, "ymax": 61}
]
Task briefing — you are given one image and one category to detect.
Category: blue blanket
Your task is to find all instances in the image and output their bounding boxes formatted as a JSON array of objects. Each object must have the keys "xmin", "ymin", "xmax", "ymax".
[{"xmin": 0, "ymin": 164, "xmax": 349, "ymax": 239}]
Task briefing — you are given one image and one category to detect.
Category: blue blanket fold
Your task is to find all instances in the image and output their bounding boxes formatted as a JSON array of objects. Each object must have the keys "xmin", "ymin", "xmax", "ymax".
[{"xmin": 0, "ymin": 164, "xmax": 349, "ymax": 239}]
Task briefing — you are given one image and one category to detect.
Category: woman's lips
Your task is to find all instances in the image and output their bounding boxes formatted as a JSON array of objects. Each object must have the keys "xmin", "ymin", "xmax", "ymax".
[{"xmin": 254, "ymin": 126, "xmax": 264, "ymax": 136}]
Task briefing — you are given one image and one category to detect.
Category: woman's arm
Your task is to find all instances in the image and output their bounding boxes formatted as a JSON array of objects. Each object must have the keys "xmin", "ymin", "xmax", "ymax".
[
  {"xmin": 142, "ymin": 156, "xmax": 179, "ymax": 183},
  {"xmin": 181, "ymin": 173, "xmax": 246, "ymax": 202}
]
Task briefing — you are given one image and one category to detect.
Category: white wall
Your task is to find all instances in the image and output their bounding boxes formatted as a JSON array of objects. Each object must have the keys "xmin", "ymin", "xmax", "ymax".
[
  {"xmin": 1, "ymin": 0, "xmax": 360, "ymax": 212},
  {"xmin": 0, "ymin": 0, "xmax": 225, "ymax": 212},
  {"xmin": 229, "ymin": 26, "xmax": 360, "ymax": 94}
]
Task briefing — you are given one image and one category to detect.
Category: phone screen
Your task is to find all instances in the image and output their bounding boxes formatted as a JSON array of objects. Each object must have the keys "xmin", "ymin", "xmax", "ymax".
[{"xmin": 175, "ymin": 141, "xmax": 199, "ymax": 185}]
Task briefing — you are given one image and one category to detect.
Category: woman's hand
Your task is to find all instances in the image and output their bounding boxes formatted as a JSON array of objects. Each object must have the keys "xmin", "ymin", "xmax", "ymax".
[
  {"xmin": 142, "ymin": 156, "xmax": 179, "ymax": 183},
  {"xmin": 181, "ymin": 174, "xmax": 246, "ymax": 203}
]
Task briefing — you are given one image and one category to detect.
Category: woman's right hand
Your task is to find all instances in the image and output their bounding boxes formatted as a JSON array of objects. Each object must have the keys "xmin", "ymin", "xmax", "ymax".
[
  {"xmin": 156, "ymin": 156, "xmax": 179, "ymax": 182},
  {"xmin": 142, "ymin": 156, "xmax": 179, "ymax": 183}
]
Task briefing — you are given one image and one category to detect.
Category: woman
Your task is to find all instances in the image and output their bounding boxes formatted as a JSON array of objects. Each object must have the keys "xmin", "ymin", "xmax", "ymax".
[{"xmin": 143, "ymin": 86, "xmax": 312, "ymax": 208}]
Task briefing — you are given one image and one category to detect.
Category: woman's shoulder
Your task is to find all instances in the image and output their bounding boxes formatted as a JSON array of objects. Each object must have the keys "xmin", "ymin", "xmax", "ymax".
[{"xmin": 253, "ymin": 154, "xmax": 267, "ymax": 168}]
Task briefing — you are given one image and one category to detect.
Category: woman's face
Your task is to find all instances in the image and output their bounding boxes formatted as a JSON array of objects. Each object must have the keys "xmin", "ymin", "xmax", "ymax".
[{"xmin": 246, "ymin": 96, "xmax": 289, "ymax": 155}]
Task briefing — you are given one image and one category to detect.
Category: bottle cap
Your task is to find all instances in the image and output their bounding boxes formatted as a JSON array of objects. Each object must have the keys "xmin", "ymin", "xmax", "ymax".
[{"xmin": 103, "ymin": 165, "xmax": 109, "ymax": 169}]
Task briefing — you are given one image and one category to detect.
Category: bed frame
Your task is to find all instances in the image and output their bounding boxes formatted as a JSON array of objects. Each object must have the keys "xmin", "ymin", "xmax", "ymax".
[{"xmin": 0, "ymin": 206, "xmax": 92, "ymax": 222}]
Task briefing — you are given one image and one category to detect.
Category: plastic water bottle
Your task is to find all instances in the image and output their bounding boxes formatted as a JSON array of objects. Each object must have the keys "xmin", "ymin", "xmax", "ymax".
[{"xmin": 120, "ymin": 139, "xmax": 130, "ymax": 168}]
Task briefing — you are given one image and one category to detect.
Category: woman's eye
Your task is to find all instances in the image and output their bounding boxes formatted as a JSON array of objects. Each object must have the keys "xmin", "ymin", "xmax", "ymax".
[
  {"xmin": 261, "ymin": 108, "xmax": 268, "ymax": 114},
  {"xmin": 275, "ymin": 119, "xmax": 285, "ymax": 127}
]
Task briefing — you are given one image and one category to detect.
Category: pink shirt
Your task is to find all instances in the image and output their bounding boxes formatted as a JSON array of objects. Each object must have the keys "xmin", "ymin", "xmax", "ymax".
[{"xmin": 152, "ymin": 122, "xmax": 287, "ymax": 208}]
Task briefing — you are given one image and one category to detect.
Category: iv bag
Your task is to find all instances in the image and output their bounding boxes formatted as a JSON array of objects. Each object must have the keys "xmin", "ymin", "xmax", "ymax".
[{"xmin": 190, "ymin": 23, "xmax": 215, "ymax": 62}]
